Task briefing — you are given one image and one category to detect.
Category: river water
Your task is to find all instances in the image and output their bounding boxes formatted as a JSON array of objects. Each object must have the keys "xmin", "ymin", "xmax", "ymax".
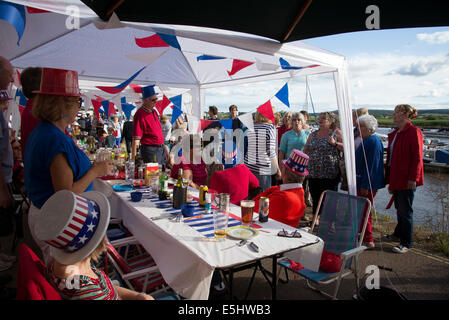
[{"xmin": 368, "ymin": 127, "xmax": 448, "ymax": 230}]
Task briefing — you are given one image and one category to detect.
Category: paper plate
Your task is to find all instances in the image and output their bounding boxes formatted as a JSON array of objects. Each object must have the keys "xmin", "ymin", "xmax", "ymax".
[
  {"xmin": 226, "ymin": 226, "xmax": 259, "ymax": 240},
  {"xmin": 112, "ymin": 184, "xmax": 133, "ymax": 192}
]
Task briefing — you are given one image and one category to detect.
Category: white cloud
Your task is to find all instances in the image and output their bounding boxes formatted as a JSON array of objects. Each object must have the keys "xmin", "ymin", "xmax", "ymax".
[{"xmin": 417, "ymin": 31, "xmax": 449, "ymax": 44}]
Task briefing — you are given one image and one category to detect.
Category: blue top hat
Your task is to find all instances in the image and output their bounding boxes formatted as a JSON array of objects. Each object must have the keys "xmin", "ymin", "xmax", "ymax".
[
  {"xmin": 142, "ymin": 85, "xmax": 158, "ymax": 99},
  {"xmin": 221, "ymin": 141, "xmax": 242, "ymax": 169},
  {"xmin": 282, "ymin": 149, "xmax": 309, "ymax": 176}
]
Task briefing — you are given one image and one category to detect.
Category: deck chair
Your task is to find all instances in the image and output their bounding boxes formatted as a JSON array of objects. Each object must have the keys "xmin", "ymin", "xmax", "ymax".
[
  {"xmin": 106, "ymin": 236, "xmax": 170, "ymax": 295},
  {"xmin": 16, "ymin": 244, "xmax": 62, "ymax": 300},
  {"xmin": 277, "ymin": 190, "xmax": 371, "ymax": 300}
]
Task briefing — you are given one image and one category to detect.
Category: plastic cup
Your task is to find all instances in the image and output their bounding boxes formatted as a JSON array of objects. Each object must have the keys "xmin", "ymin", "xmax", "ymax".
[
  {"xmin": 213, "ymin": 210, "xmax": 229, "ymax": 240},
  {"xmin": 240, "ymin": 200, "xmax": 255, "ymax": 226}
]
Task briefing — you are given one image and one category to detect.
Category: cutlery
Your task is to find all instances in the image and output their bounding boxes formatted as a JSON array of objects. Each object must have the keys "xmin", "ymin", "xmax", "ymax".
[{"xmin": 221, "ymin": 239, "xmax": 247, "ymax": 251}]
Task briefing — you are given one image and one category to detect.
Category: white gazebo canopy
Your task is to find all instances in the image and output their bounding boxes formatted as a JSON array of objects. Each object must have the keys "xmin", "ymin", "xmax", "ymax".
[{"xmin": 1, "ymin": 0, "xmax": 356, "ymax": 195}]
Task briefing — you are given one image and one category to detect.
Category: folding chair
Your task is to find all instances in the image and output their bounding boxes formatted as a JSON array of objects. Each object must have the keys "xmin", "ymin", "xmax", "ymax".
[
  {"xmin": 16, "ymin": 244, "xmax": 62, "ymax": 300},
  {"xmin": 105, "ymin": 236, "xmax": 170, "ymax": 295},
  {"xmin": 277, "ymin": 190, "xmax": 371, "ymax": 300}
]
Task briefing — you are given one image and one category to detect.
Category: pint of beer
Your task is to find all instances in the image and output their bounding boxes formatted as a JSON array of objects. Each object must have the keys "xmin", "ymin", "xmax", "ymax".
[{"xmin": 240, "ymin": 200, "xmax": 255, "ymax": 226}]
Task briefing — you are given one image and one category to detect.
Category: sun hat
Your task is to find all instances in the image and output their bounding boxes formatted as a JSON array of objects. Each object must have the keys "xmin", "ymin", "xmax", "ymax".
[
  {"xmin": 34, "ymin": 190, "xmax": 110, "ymax": 265},
  {"xmin": 221, "ymin": 140, "xmax": 242, "ymax": 169},
  {"xmin": 282, "ymin": 149, "xmax": 309, "ymax": 176},
  {"xmin": 141, "ymin": 85, "xmax": 158, "ymax": 99},
  {"xmin": 33, "ymin": 67, "xmax": 81, "ymax": 97},
  {"xmin": 0, "ymin": 90, "xmax": 12, "ymax": 101}
]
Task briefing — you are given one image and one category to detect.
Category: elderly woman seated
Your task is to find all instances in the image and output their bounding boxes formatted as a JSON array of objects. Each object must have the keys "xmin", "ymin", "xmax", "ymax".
[
  {"xmin": 207, "ymin": 140, "xmax": 259, "ymax": 205},
  {"xmin": 170, "ymin": 134, "xmax": 207, "ymax": 189},
  {"xmin": 253, "ymin": 150, "xmax": 309, "ymax": 228}
]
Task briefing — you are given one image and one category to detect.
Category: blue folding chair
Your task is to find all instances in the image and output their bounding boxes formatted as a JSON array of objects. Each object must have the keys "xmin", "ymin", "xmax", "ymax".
[{"xmin": 277, "ymin": 190, "xmax": 371, "ymax": 299}]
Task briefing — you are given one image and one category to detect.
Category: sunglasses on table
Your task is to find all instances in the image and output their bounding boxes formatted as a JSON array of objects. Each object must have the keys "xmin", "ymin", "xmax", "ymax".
[{"xmin": 277, "ymin": 229, "xmax": 301, "ymax": 238}]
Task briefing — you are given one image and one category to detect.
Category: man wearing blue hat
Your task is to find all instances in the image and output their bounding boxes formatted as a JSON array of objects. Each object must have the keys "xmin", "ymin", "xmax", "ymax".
[{"xmin": 131, "ymin": 85, "xmax": 164, "ymax": 163}]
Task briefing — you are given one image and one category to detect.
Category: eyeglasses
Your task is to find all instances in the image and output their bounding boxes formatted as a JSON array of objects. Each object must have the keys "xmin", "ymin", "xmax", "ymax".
[
  {"xmin": 151, "ymin": 98, "xmax": 158, "ymax": 102},
  {"xmin": 277, "ymin": 229, "xmax": 302, "ymax": 238}
]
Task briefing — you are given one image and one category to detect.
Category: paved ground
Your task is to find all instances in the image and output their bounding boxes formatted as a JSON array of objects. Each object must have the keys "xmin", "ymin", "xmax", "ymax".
[{"xmin": 2, "ymin": 212, "xmax": 449, "ymax": 301}]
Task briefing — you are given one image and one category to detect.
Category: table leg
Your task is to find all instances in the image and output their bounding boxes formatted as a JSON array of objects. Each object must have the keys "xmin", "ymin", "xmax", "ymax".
[{"xmin": 272, "ymin": 255, "xmax": 277, "ymax": 300}]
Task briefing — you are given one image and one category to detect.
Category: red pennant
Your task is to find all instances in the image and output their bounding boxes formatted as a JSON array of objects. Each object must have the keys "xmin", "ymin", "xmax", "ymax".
[
  {"xmin": 135, "ymin": 34, "xmax": 170, "ymax": 48},
  {"xmin": 94, "ymin": 95, "xmax": 106, "ymax": 101},
  {"xmin": 130, "ymin": 84, "xmax": 142, "ymax": 93},
  {"xmin": 200, "ymin": 119, "xmax": 214, "ymax": 131},
  {"xmin": 92, "ymin": 100, "xmax": 102, "ymax": 120},
  {"xmin": 18, "ymin": 105, "xmax": 25, "ymax": 117},
  {"xmin": 108, "ymin": 102, "xmax": 116, "ymax": 117},
  {"xmin": 155, "ymin": 95, "xmax": 171, "ymax": 115},
  {"xmin": 257, "ymin": 100, "xmax": 275, "ymax": 124},
  {"xmin": 227, "ymin": 59, "xmax": 254, "ymax": 76},
  {"xmin": 26, "ymin": 7, "xmax": 50, "ymax": 14},
  {"xmin": 95, "ymin": 86, "xmax": 123, "ymax": 95}
]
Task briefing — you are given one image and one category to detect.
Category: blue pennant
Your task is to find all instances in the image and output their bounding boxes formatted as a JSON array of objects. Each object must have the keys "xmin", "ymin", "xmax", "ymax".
[
  {"xmin": 197, "ymin": 55, "xmax": 226, "ymax": 61},
  {"xmin": 171, "ymin": 105, "xmax": 183, "ymax": 125},
  {"xmin": 275, "ymin": 83, "xmax": 290, "ymax": 107},
  {"xmin": 157, "ymin": 33, "xmax": 181, "ymax": 50},
  {"xmin": 279, "ymin": 58, "xmax": 302, "ymax": 70},
  {"xmin": 0, "ymin": 1, "xmax": 26, "ymax": 45},
  {"xmin": 169, "ymin": 94, "xmax": 182, "ymax": 108}
]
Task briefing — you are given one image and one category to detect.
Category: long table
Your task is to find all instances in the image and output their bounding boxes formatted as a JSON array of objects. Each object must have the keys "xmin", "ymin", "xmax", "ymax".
[{"xmin": 93, "ymin": 179, "xmax": 323, "ymax": 300}]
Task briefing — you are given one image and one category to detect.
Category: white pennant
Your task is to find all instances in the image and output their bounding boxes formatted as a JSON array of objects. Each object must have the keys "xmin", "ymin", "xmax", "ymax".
[{"xmin": 238, "ymin": 112, "xmax": 254, "ymax": 132}]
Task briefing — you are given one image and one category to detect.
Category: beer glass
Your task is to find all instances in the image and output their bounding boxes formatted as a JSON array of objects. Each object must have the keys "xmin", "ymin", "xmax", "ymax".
[
  {"xmin": 240, "ymin": 200, "xmax": 255, "ymax": 226},
  {"xmin": 213, "ymin": 210, "xmax": 229, "ymax": 241}
]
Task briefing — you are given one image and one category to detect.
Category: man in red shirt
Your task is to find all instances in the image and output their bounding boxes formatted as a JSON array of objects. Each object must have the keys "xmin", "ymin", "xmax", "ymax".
[
  {"xmin": 253, "ymin": 149, "xmax": 308, "ymax": 228},
  {"xmin": 19, "ymin": 67, "xmax": 42, "ymax": 159},
  {"xmin": 131, "ymin": 85, "xmax": 164, "ymax": 163}
]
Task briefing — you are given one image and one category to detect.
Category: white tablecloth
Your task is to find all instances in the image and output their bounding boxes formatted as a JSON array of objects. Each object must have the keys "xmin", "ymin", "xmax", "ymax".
[{"xmin": 93, "ymin": 179, "xmax": 324, "ymax": 300}]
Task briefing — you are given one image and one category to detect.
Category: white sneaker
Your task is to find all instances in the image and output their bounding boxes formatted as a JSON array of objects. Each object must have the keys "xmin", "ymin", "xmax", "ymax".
[
  {"xmin": 392, "ymin": 245, "xmax": 409, "ymax": 254},
  {"xmin": 0, "ymin": 253, "xmax": 16, "ymax": 263},
  {"xmin": 0, "ymin": 260, "xmax": 14, "ymax": 272}
]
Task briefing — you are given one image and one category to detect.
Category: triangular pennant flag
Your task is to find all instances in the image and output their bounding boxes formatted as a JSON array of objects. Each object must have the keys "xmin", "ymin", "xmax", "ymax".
[
  {"xmin": 257, "ymin": 100, "xmax": 275, "ymax": 125},
  {"xmin": 122, "ymin": 103, "xmax": 136, "ymax": 121},
  {"xmin": 125, "ymin": 50, "xmax": 167, "ymax": 64},
  {"xmin": 169, "ymin": 94, "xmax": 182, "ymax": 108},
  {"xmin": 135, "ymin": 33, "xmax": 170, "ymax": 48},
  {"xmin": 96, "ymin": 66, "xmax": 146, "ymax": 94},
  {"xmin": 255, "ymin": 58, "xmax": 280, "ymax": 71},
  {"xmin": 14, "ymin": 89, "xmax": 27, "ymax": 107},
  {"xmin": 219, "ymin": 119, "xmax": 233, "ymax": 130},
  {"xmin": 110, "ymin": 95, "xmax": 122, "ymax": 114},
  {"xmin": 101, "ymin": 100, "xmax": 109, "ymax": 117},
  {"xmin": 130, "ymin": 84, "xmax": 142, "ymax": 93},
  {"xmin": 92, "ymin": 100, "xmax": 102, "ymax": 119},
  {"xmin": 227, "ymin": 59, "xmax": 254, "ymax": 76},
  {"xmin": 0, "ymin": 1, "xmax": 26, "ymax": 45},
  {"xmin": 199, "ymin": 119, "xmax": 214, "ymax": 131},
  {"xmin": 171, "ymin": 105, "xmax": 183, "ymax": 125},
  {"xmin": 275, "ymin": 83, "xmax": 290, "ymax": 108},
  {"xmin": 157, "ymin": 33, "xmax": 181, "ymax": 50},
  {"xmin": 238, "ymin": 112, "xmax": 254, "ymax": 132},
  {"xmin": 279, "ymin": 58, "xmax": 302, "ymax": 70},
  {"xmin": 155, "ymin": 95, "xmax": 172, "ymax": 115},
  {"xmin": 197, "ymin": 55, "xmax": 226, "ymax": 61},
  {"xmin": 26, "ymin": 6, "xmax": 50, "ymax": 14},
  {"xmin": 109, "ymin": 102, "xmax": 117, "ymax": 117}
]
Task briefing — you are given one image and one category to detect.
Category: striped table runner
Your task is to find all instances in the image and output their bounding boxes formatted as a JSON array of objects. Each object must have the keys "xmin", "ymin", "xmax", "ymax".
[{"xmin": 148, "ymin": 196, "xmax": 243, "ymax": 238}]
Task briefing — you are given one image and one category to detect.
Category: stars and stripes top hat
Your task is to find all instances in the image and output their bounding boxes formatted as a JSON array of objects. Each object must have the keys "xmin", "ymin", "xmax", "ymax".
[
  {"xmin": 0, "ymin": 90, "xmax": 12, "ymax": 101},
  {"xmin": 34, "ymin": 190, "xmax": 110, "ymax": 265},
  {"xmin": 221, "ymin": 140, "xmax": 242, "ymax": 169},
  {"xmin": 282, "ymin": 149, "xmax": 309, "ymax": 176}
]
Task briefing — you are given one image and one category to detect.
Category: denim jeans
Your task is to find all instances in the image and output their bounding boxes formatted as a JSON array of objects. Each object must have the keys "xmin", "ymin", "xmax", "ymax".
[
  {"xmin": 393, "ymin": 189, "xmax": 416, "ymax": 248},
  {"xmin": 253, "ymin": 173, "xmax": 272, "ymax": 192}
]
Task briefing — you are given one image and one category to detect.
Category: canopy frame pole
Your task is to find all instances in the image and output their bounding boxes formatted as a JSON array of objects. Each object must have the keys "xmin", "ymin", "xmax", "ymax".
[{"xmin": 282, "ymin": 0, "xmax": 313, "ymax": 42}]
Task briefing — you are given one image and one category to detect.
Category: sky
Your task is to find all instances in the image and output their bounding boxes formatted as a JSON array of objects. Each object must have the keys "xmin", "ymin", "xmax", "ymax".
[{"xmin": 204, "ymin": 26, "xmax": 449, "ymax": 114}]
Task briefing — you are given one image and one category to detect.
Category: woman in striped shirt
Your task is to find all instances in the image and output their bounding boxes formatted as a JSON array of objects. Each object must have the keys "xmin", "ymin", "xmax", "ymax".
[{"xmin": 244, "ymin": 110, "xmax": 281, "ymax": 192}]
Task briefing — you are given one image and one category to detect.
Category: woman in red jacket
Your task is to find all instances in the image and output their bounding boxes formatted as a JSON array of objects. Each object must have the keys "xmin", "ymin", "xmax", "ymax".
[{"xmin": 385, "ymin": 104, "xmax": 424, "ymax": 254}]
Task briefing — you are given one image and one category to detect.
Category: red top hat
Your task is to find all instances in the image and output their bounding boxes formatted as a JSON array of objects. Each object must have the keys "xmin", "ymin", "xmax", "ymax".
[{"xmin": 34, "ymin": 67, "xmax": 81, "ymax": 97}]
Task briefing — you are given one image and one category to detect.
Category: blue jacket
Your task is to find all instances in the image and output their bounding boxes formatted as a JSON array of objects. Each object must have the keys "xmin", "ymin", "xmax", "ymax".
[{"xmin": 355, "ymin": 134, "xmax": 385, "ymax": 191}]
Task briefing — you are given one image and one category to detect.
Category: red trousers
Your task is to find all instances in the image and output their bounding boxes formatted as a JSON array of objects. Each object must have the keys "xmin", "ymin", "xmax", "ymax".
[{"xmin": 357, "ymin": 190, "xmax": 377, "ymax": 243}]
